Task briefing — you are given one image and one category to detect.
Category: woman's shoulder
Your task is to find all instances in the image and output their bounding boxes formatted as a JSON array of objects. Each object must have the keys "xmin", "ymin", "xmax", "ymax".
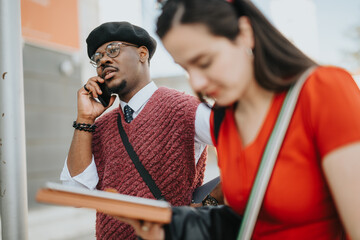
[
  {"xmin": 300, "ymin": 66, "xmax": 360, "ymax": 156},
  {"xmin": 306, "ymin": 65, "xmax": 355, "ymax": 88},
  {"xmin": 313, "ymin": 65, "xmax": 350, "ymax": 74},
  {"xmin": 302, "ymin": 65, "xmax": 358, "ymax": 100}
]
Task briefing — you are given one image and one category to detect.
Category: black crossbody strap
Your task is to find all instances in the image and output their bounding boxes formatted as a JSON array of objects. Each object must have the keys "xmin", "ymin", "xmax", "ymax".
[
  {"xmin": 116, "ymin": 113, "xmax": 165, "ymax": 201},
  {"xmin": 213, "ymin": 106, "xmax": 226, "ymax": 145}
]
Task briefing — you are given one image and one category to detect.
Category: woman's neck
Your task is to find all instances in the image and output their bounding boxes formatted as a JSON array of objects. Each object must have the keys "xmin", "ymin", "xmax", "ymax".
[
  {"xmin": 234, "ymin": 81, "xmax": 274, "ymax": 147},
  {"xmin": 236, "ymin": 81, "xmax": 273, "ymax": 115}
]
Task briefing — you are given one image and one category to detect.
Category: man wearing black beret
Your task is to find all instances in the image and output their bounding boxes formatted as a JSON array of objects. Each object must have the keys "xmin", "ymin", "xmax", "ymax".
[{"xmin": 60, "ymin": 22, "xmax": 218, "ymax": 239}]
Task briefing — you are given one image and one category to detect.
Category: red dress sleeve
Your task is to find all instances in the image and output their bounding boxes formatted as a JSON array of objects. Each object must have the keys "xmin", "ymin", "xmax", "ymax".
[{"xmin": 304, "ymin": 66, "xmax": 360, "ymax": 157}]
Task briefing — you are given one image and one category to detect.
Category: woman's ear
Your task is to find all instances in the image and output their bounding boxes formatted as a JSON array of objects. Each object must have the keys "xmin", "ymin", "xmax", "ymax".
[
  {"xmin": 138, "ymin": 46, "xmax": 149, "ymax": 63},
  {"xmin": 236, "ymin": 16, "xmax": 255, "ymax": 49}
]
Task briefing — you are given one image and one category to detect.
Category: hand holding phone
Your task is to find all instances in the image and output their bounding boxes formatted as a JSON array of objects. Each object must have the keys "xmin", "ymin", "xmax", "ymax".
[{"xmin": 98, "ymin": 82, "xmax": 111, "ymax": 107}]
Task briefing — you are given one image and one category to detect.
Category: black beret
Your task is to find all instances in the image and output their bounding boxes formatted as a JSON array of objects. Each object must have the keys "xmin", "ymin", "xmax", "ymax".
[{"xmin": 86, "ymin": 21, "xmax": 157, "ymax": 60}]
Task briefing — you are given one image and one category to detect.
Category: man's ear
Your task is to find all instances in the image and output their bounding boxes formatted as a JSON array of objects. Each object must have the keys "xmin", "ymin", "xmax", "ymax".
[
  {"xmin": 138, "ymin": 46, "xmax": 149, "ymax": 63},
  {"xmin": 236, "ymin": 16, "xmax": 255, "ymax": 49}
]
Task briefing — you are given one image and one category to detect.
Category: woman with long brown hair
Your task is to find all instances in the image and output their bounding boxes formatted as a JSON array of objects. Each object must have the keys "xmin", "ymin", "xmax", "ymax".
[{"xmin": 119, "ymin": 0, "xmax": 360, "ymax": 239}]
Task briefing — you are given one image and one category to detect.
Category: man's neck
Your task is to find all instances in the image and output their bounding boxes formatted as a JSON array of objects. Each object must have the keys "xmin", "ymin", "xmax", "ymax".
[{"xmin": 119, "ymin": 80, "xmax": 153, "ymax": 103}]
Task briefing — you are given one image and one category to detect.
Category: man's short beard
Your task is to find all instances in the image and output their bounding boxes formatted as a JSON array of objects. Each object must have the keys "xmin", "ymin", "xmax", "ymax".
[{"xmin": 109, "ymin": 80, "xmax": 127, "ymax": 95}]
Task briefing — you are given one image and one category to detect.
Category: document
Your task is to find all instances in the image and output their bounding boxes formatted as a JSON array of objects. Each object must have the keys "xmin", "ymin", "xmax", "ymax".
[{"xmin": 36, "ymin": 182, "xmax": 172, "ymax": 223}]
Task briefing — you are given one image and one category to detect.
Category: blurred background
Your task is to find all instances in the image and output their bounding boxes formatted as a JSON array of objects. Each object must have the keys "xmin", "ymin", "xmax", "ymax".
[{"xmin": 1, "ymin": 0, "xmax": 360, "ymax": 239}]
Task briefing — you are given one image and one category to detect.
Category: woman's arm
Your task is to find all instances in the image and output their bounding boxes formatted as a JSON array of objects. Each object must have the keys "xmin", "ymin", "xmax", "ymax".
[{"xmin": 322, "ymin": 142, "xmax": 360, "ymax": 239}]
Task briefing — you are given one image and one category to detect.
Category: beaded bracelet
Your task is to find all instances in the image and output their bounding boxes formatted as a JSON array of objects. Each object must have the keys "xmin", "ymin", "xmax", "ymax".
[{"xmin": 72, "ymin": 121, "xmax": 97, "ymax": 132}]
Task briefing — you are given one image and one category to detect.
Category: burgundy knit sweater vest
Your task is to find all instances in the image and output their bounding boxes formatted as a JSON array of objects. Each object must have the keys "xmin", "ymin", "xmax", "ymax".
[{"xmin": 92, "ymin": 87, "xmax": 207, "ymax": 239}]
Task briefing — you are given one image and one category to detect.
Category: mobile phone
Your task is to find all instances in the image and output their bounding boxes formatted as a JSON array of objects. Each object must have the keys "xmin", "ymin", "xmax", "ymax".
[{"xmin": 98, "ymin": 82, "xmax": 111, "ymax": 107}]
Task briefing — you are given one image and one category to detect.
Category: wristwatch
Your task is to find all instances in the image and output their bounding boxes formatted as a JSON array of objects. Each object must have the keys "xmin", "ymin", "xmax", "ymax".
[{"xmin": 202, "ymin": 194, "xmax": 218, "ymax": 206}]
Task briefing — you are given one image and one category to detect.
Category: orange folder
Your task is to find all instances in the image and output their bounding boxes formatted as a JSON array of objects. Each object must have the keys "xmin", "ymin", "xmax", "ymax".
[{"xmin": 36, "ymin": 182, "xmax": 172, "ymax": 224}]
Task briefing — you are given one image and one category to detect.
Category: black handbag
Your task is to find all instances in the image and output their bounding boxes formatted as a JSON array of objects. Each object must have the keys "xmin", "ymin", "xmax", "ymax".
[{"xmin": 165, "ymin": 206, "xmax": 242, "ymax": 240}]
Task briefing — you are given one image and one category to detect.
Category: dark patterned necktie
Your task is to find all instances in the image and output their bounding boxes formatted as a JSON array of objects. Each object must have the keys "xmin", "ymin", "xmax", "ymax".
[{"xmin": 124, "ymin": 105, "xmax": 134, "ymax": 123}]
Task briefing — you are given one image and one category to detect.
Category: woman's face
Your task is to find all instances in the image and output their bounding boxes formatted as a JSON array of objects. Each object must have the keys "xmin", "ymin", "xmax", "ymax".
[{"xmin": 162, "ymin": 21, "xmax": 255, "ymax": 106}]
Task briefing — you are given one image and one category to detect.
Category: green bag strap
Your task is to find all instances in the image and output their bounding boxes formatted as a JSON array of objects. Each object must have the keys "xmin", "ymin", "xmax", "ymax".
[{"xmin": 237, "ymin": 67, "xmax": 316, "ymax": 240}]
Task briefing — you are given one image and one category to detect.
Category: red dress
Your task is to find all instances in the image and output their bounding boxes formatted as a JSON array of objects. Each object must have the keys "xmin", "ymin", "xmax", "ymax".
[{"xmin": 210, "ymin": 66, "xmax": 360, "ymax": 239}]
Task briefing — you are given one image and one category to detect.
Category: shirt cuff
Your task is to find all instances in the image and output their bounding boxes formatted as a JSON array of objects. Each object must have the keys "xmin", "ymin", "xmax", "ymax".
[{"xmin": 60, "ymin": 156, "xmax": 99, "ymax": 190}]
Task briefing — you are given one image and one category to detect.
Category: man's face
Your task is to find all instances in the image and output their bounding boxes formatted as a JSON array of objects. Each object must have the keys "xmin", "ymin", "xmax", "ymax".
[{"xmin": 93, "ymin": 41, "xmax": 143, "ymax": 96}]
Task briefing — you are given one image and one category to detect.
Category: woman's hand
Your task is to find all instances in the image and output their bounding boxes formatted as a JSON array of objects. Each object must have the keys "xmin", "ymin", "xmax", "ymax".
[{"xmin": 113, "ymin": 216, "xmax": 165, "ymax": 240}]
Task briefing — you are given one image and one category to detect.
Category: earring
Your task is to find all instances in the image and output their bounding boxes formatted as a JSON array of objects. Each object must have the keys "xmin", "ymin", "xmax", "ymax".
[{"xmin": 246, "ymin": 47, "xmax": 253, "ymax": 57}]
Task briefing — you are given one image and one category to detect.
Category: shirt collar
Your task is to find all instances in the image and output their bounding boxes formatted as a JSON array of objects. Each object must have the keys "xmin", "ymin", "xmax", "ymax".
[{"xmin": 120, "ymin": 81, "xmax": 158, "ymax": 113}]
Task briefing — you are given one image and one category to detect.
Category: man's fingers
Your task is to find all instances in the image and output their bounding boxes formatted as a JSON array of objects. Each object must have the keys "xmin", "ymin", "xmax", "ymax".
[
  {"xmin": 86, "ymin": 82, "xmax": 99, "ymax": 98},
  {"xmin": 141, "ymin": 221, "xmax": 152, "ymax": 232},
  {"xmin": 83, "ymin": 84, "xmax": 90, "ymax": 92},
  {"xmin": 85, "ymin": 77, "xmax": 106, "ymax": 98}
]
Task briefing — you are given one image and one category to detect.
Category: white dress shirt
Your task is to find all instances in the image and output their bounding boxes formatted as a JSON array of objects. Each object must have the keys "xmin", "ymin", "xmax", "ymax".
[{"xmin": 60, "ymin": 81, "xmax": 212, "ymax": 189}]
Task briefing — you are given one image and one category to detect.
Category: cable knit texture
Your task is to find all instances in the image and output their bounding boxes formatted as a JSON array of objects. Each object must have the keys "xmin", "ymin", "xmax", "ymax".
[{"xmin": 92, "ymin": 87, "xmax": 207, "ymax": 239}]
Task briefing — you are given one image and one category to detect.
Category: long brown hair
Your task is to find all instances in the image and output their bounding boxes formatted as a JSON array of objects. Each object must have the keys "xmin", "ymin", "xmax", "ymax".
[{"xmin": 157, "ymin": 0, "xmax": 317, "ymax": 94}]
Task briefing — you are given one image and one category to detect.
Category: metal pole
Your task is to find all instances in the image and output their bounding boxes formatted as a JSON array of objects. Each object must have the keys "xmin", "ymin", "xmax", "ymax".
[{"xmin": 0, "ymin": 0, "xmax": 29, "ymax": 239}]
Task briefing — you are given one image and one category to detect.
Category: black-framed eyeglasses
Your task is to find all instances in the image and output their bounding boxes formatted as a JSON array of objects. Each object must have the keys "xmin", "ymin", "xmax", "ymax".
[{"xmin": 90, "ymin": 42, "xmax": 139, "ymax": 68}]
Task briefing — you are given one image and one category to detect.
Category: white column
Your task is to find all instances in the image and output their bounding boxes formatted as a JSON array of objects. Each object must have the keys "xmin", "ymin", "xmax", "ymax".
[{"xmin": 0, "ymin": 0, "xmax": 29, "ymax": 239}]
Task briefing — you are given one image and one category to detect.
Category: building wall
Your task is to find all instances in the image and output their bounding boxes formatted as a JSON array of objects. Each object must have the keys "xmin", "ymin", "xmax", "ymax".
[
  {"xmin": 23, "ymin": 43, "xmax": 81, "ymax": 208},
  {"xmin": 21, "ymin": 0, "xmax": 99, "ymax": 209}
]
